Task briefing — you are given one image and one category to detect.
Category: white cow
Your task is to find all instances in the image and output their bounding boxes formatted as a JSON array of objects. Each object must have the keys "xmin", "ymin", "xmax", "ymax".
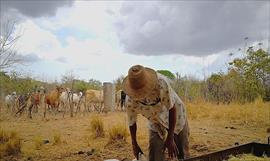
[
  {"xmin": 59, "ymin": 88, "xmax": 71, "ymax": 117},
  {"xmin": 73, "ymin": 92, "xmax": 83, "ymax": 105},
  {"xmin": 5, "ymin": 92, "xmax": 17, "ymax": 112},
  {"xmin": 73, "ymin": 92, "xmax": 83, "ymax": 113},
  {"xmin": 60, "ymin": 89, "xmax": 83, "ymax": 116}
]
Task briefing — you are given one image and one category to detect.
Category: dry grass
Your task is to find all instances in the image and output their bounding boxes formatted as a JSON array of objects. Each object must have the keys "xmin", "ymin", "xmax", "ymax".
[
  {"xmin": 108, "ymin": 124, "xmax": 129, "ymax": 143},
  {"xmin": 33, "ymin": 135, "xmax": 43, "ymax": 150},
  {"xmin": 90, "ymin": 115, "xmax": 105, "ymax": 138},
  {"xmin": 53, "ymin": 131, "xmax": 62, "ymax": 145},
  {"xmin": 0, "ymin": 127, "xmax": 22, "ymax": 157},
  {"xmin": 186, "ymin": 99, "xmax": 270, "ymax": 126},
  {"xmin": 0, "ymin": 101, "xmax": 269, "ymax": 161},
  {"xmin": 228, "ymin": 154, "xmax": 269, "ymax": 161}
]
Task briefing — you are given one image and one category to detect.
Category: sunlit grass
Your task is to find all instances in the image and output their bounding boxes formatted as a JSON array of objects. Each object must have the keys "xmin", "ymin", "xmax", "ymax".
[
  {"xmin": 90, "ymin": 115, "xmax": 105, "ymax": 138},
  {"xmin": 108, "ymin": 124, "xmax": 129, "ymax": 143},
  {"xmin": 0, "ymin": 127, "xmax": 22, "ymax": 157},
  {"xmin": 186, "ymin": 99, "xmax": 270, "ymax": 126}
]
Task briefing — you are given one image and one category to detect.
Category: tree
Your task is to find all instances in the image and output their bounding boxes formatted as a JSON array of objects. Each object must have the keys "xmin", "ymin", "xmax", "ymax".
[
  {"xmin": 0, "ymin": 20, "xmax": 22, "ymax": 70},
  {"xmin": 113, "ymin": 75, "xmax": 125, "ymax": 92},
  {"xmin": 229, "ymin": 48, "xmax": 270, "ymax": 101},
  {"xmin": 207, "ymin": 73, "xmax": 224, "ymax": 104},
  {"xmin": 88, "ymin": 79, "xmax": 102, "ymax": 90},
  {"xmin": 73, "ymin": 79, "xmax": 89, "ymax": 92},
  {"xmin": 157, "ymin": 70, "xmax": 175, "ymax": 80}
]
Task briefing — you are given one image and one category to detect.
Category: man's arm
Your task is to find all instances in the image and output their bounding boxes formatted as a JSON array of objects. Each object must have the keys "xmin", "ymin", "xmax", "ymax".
[
  {"xmin": 164, "ymin": 104, "xmax": 178, "ymax": 158},
  {"xmin": 129, "ymin": 122, "xmax": 137, "ymax": 144},
  {"xmin": 168, "ymin": 104, "xmax": 176, "ymax": 138},
  {"xmin": 129, "ymin": 123, "xmax": 143, "ymax": 159}
]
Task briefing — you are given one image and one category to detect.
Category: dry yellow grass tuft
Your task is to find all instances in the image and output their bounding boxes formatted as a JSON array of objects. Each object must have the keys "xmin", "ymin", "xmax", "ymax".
[
  {"xmin": 90, "ymin": 115, "xmax": 105, "ymax": 138},
  {"xmin": 0, "ymin": 127, "xmax": 22, "ymax": 157},
  {"xmin": 108, "ymin": 124, "xmax": 128, "ymax": 143},
  {"xmin": 33, "ymin": 135, "xmax": 43, "ymax": 150},
  {"xmin": 53, "ymin": 132, "xmax": 61, "ymax": 145}
]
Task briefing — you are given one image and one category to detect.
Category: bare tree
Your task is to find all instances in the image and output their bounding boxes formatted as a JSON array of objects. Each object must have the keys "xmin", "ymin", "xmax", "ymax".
[
  {"xmin": 113, "ymin": 75, "xmax": 125, "ymax": 92},
  {"xmin": 0, "ymin": 19, "xmax": 22, "ymax": 70}
]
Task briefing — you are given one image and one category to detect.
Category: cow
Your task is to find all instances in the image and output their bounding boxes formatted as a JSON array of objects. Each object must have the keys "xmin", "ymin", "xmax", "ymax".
[
  {"xmin": 59, "ymin": 88, "xmax": 71, "ymax": 110},
  {"xmin": 85, "ymin": 89, "xmax": 103, "ymax": 113},
  {"xmin": 60, "ymin": 88, "xmax": 83, "ymax": 117},
  {"xmin": 5, "ymin": 92, "xmax": 17, "ymax": 112},
  {"xmin": 73, "ymin": 91, "xmax": 83, "ymax": 113},
  {"xmin": 15, "ymin": 93, "xmax": 31, "ymax": 117},
  {"xmin": 44, "ymin": 86, "xmax": 64, "ymax": 118},
  {"xmin": 27, "ymin": 86, "xmax": 46, "ymax": 119}
]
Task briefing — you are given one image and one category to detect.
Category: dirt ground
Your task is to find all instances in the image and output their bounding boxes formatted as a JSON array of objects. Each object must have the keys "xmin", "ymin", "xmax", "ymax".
[{"xmin": 0, "ymin": 102, "xmax": 269, "ymax": 161}]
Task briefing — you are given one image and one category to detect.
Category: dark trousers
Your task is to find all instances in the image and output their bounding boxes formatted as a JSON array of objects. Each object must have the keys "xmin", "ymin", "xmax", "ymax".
[{"xmin": 148, "ymin": 120, "xmax": 190, "ymax": 161}]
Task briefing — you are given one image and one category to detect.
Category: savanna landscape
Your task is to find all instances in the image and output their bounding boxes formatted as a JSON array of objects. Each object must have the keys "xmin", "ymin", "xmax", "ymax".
[{"xmin": 0, "ymin": 100, "xmax": 269, "ymax": 161}]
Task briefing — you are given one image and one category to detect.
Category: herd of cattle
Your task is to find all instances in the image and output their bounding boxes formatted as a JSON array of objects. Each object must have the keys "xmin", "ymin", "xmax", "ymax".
[{"xmin": 4, "ymin": 86, "xmax": 127, "ymax": 119}]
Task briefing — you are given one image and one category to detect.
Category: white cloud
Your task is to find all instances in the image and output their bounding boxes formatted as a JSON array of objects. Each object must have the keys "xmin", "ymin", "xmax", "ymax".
[
  {"xmin": 15, "ymin": 20, "xmax": 62, "ymax": 60},
  {"xmin": 115, "ymin": 1, "xmax": 269, "ymax": 56},
  {"xmin": 9, "ymin": 1, "xmax": 268, "ymax": 83}
]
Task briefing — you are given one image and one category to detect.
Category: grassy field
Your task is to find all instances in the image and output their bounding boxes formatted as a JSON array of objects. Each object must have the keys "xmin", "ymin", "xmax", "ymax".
[{"xmin": 0, "ymin": 100, "xmax": 269, "ymax": 161}]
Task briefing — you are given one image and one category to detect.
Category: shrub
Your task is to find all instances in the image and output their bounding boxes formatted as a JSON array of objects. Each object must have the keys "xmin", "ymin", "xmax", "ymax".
[
  {"xmin": 33, "ymin": 136, "xmax": 43, "ymax": 150},
  {"xmin": 90, "ymin": 116, "xmax": 105, "ymax": 138},
  {"xmin": 108, "ymin": 124, "xmax": 128, "ymax": 143},
  {"xmin": 0, "ymin": 128, "xmax": 22, "ymax": 157},
  {"xmin": 53, "ymin": 132, "xmax": 61, "ymax": 145}
]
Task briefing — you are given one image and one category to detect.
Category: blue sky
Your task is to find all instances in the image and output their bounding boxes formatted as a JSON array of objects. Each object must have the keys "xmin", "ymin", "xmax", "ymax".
[{"xmin": 1, "ymin": 1, "xmax": 269, "ymax": 83}]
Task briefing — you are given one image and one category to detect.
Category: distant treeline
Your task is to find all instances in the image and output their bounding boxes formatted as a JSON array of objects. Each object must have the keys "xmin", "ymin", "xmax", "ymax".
[
  {"xmin": 0, "ymin": 72, "xmax": 102, "ymax": 97},
  {"xmin": 1, "ymin": 48, "xmax": 269, "ymax": 104},
  {"xmin": 158, "ymin": 48, "xmax": 270, "ymax": 104}
]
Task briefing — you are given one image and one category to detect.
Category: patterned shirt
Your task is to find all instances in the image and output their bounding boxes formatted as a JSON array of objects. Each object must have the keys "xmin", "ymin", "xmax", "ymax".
[{"xmin": 126, "ymin": 73, "xmax": 187, "ymax": 139}]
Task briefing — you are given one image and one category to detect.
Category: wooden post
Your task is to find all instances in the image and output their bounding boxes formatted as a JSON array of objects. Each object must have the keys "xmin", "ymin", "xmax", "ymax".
[{"xmin": 69, "ymin": 80, "xmax": 74, "ymax": 117}]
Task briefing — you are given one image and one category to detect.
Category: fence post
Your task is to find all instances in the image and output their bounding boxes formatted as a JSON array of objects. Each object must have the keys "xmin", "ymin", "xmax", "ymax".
[{"xmin": 103, "ymin": 82, "xmax": 115, "ymax": 113}]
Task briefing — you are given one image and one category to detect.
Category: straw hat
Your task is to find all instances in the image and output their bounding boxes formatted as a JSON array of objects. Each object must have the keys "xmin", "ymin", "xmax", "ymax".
[{"xmin": 123, "ymin": 65, "xmax": 158, "ymax": 99}]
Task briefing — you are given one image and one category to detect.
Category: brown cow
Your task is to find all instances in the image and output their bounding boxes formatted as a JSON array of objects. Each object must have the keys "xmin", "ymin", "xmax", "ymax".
[
  {"xmin": 85, "ymin": 89, "xmax": 103, "ymax": 113},
  {"xmin": 44, "ymin": 86, "xmax": 64, "ymax": 117},
  {"xmin": 28, "ymin": 87, "xmax": 46, "ymax": 119}
]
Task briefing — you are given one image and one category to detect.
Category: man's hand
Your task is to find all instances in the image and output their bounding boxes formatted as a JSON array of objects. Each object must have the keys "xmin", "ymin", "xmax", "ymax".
[
  {"xmin": 164, "ymin": 135, "xmax": 178, "ymax": 159},
  {"xmin": 132, "ymin": 142, "xmax": 143, "ymax": 159}
]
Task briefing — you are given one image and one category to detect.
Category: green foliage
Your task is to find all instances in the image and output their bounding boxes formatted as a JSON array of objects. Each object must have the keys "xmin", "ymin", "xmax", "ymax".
[
  {"xmin": 0, "ymin": 71, "xmax": 44, "ymax": 96},
  {"xmin": 88, "ymin": 79, "xmax": 102, "ymax": 90},
  {"xmin": 205, "ymin": 48, "xmax": 269, "ymax": 103},
  {"xmin": 207, "ymin": 73, "xmax": 224, "ymax": 104},
  {"xmin": 172, "ymin": 48, "xmax": 269, "ymax": 104},
  {"xmin": 229, "ymin": 48, "xmax": 270, "ymax": 102},
  {"xmin": 0, "ymin": 47, "xmax": 268, "ymax": 104},
  {"xmin": 173, "ymin": 75, "xmax": 205, "ymax": 102},
  {"xmin": 157, "ymin": 70, "xmax": 175, "ymax": 79},
  {"xmin": 62, "ymin": 76, "xmax": 102, "ymax": 92}
]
